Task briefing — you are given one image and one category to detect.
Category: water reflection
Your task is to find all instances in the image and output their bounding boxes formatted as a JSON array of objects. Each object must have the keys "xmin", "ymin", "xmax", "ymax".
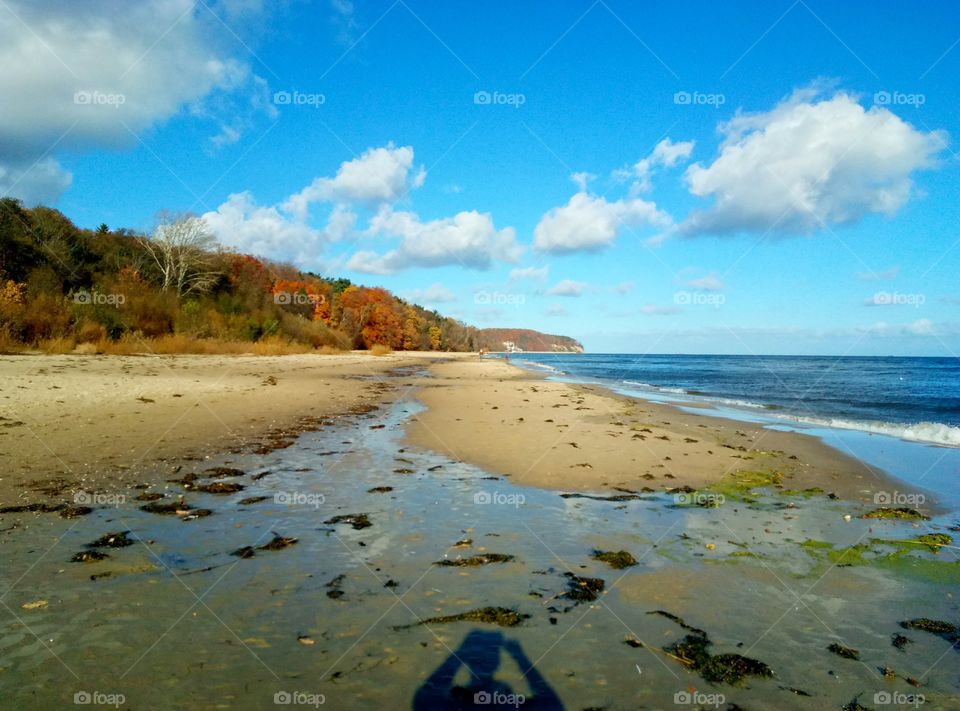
[{"xmin": 413, "ymin": 629, "xmax": 564, "ymax": 710}]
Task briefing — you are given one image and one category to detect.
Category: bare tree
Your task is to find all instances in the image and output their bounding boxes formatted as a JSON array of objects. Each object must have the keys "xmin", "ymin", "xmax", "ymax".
[{"xmin": 139, "ymin": 213, "xmax": 221, "ymax": 296}]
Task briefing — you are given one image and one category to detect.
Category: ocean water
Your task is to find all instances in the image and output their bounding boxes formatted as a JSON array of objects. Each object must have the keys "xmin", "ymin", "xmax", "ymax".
[{"xmin": 501, "ymin": 354, "xmax": 960, "ymax": 448}]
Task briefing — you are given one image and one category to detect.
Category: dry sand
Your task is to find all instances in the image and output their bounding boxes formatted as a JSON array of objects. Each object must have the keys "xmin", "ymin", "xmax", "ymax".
[
  {"xmin": 0, "ymin": 351, "xmax": 458, "ymax": 505},
  {"xmin": 407, "ymin": 357, "xmax": 909, "ymax": 502}
]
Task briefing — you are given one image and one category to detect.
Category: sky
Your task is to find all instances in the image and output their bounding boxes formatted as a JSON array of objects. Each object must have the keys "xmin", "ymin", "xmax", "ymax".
[{"xmin": 2, "ymin": 0, "xmax": 959, "ymax": 356}]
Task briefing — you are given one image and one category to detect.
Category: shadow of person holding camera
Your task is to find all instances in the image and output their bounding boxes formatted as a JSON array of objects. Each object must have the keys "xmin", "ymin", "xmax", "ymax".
[{"xmin": 413, "ymin": 629, "xmax": 564, "ymax": 710}]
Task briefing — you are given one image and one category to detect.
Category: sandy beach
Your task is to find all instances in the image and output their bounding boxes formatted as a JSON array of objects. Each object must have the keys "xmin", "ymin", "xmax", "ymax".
[
  {"xmin": 407, "ymin": 357, "xmax": 916, "ymax": 503},
  {"xmin": 0, "ymin": 351, "xmax": 458, "ymax": 506}
]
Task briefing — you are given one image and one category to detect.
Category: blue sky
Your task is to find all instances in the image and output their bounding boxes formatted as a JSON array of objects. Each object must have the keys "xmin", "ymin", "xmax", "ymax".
[{"xmin": 3, "ymin": 0, "xmax": 959, "ymax": 355}]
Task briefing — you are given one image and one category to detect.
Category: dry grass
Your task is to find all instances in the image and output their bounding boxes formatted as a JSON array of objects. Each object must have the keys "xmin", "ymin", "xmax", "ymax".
[
  {"xmin": 369, "ymin": 344, "xmax": 393, "ymax": 356},
  {"xmin": 38, "ymin": 337, "xmax": 77, "ymax": 354},
  {"xmin": 0, "ymin": 329, "xmax": 27, "ymax": 354}
]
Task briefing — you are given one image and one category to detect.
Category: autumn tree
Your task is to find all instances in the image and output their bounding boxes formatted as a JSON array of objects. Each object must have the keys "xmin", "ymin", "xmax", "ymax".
[{"xmin": 428, "ymin": 325, "xmax": 442, "ymax": 350}]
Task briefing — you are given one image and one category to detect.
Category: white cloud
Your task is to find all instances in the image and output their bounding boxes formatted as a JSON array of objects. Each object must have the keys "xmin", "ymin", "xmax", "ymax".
[
  {"xmin": 0, "ymin": 0, "xmax": 267, "ymax": 204},
  {"xmin": 570, "ymin": 172, "xmax": 596, "ymax": 192},
  {"xmin": 202, "ymin": 191, "xmax": 344, "ymax": 265},
  {"xmin": 546, "ymin": 304, "xmax": 568, "ymax": 317},
  {"xmin": 679, "ymin": 88, "xmax": 947, "ymax": 236},
  {"xmin": 347, "ymin": 207, "xmax": 521, "ymax": 274},
  {"xmin": 509, "ymin": 266, "xmax": 549, "ymax": 281},
  {"xmin": 857, "ymin": 266, "xmax": 900, "ymax": 281},
  {"xmin": 610, "ymin": 281, "xmax": 635, "ymax": 294},
  {"xmin": 630, "ymin": 138, "xmax": 695, "ymax": 193},
  {"xmin": 408, "ymin": 283, "xmax": 457, "ymax": 304},
  {"xmin": 547, "ymin": 279, "xmax": 588, "ymax": 297},
  {"xmin": 284, "ymin": 144, "xmax": 425, "ymax": 219},
  {"xmin": 684, "ymin": 273, "xmax": 725, "ymax": 291},
  {"xmin": 640, "ymin": 304, "xmax": 682, "ymax": 315},
  {"xmin": 534, "ymin": 192, "xmax": 672, "ymax": 254}
]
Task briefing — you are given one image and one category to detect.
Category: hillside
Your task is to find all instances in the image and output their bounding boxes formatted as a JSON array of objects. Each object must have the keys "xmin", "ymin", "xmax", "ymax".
[
  {"xmin": 478, "ymin": 328, "xmax": 584, "ymax": 353},
  {"xmin": 0, "ymin": 201, "xmax": 585, "ymax": 355}
]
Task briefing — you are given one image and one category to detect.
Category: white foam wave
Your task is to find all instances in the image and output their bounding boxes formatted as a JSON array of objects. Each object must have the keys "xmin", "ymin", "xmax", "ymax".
[{"xmin": 782, "ymin": 416, "xmax": 960, "ymax": 448}]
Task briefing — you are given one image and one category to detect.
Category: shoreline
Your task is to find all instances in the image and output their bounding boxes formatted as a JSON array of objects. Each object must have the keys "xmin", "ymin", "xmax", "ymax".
[
  {"xmin": 406, "ymin": 357, "xmax": 935, "ymax": 506},
  {"xmin": 0, "ymin": 351, "xmax": 463, "ymax": 507}
]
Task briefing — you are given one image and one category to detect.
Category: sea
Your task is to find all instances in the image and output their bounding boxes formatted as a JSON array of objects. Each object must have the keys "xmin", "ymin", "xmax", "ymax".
[{"xmin": 496, "ymin": 353, "xmax": 960, "ymax": 506}]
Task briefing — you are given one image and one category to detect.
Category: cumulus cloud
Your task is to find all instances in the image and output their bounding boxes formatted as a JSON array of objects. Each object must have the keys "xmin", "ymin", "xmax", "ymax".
[
  {"xmin": 202, "ymin": 191, "xmax": 351, "ymax": 265},
  {"xmin": 534, "ymin": 192, "xmax": 672, "ymax": 254},
  {"xmin": 0, "ymin": 0, "xmax": 267, "ymax": 203},
  {"xmin": 682, "ymin": 272, "xmax": 725, "ymax": 291},
  {"xmin": 407, "ymin": 283, "xmax": 457, "ymax": 304},
  {"xmin": 509, "ymin": 266, "xmax": 549, "ymax": 281},
  {"xmin": 547, "ymin": 279, "xmax": 588, "ymax": 297},
  {"xmin": 629, "ymin": 138, "xmax": 695, "ymax": 193},
  {"xmin": 346, "ymin": 207, "xmax": 521, "ymax": 274},
  {"xmin": 678, "ymin": 88, "xmax": 947, "ymax": 236},
  {"xmin": 283, "ymin": 144, "xmax": 425, "ymax": 219}
]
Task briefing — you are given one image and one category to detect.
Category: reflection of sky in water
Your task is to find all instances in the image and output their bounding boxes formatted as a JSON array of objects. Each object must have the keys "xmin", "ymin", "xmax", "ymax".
[{"xmin": 1, "ymin": 397, "xmax": 957, "ymax": 709}]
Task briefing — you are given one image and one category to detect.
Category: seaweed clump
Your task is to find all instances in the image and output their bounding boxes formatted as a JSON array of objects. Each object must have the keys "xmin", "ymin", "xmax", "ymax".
[
  {"xmin": 900, "ymin": 618, "xmax": 960, "ymax": 649},
  {"xmin": 647, "ymin": 610, "xmax": 773, "ymax": 686},
  {"xmin": 434, "ymin": 554, "xmax": 515, "ymax": 567},
  {"xmin": 591, "ymin": 550, "xmax": 638, "ymax": 569},
  {"xmin": 827, "ymin": 642, "xmax": 860, "ymax": 660},
  {"xmin": 324, "ymin": 513, "xmax": 372, "ymax": 530},
  {"xmin": 562, "ymin": 573, "xmax": 605, "ymax": 603},
  {"xmin": 862, "ymin": 507, "xmax": 928, "ymax": 521},
  {"xmin": 395, "ymin": 606, "xmax": 528, "ymax": 630},
  {"xmin": 88, "ymin": 531, "xmax": 134, "ymax": 548}
]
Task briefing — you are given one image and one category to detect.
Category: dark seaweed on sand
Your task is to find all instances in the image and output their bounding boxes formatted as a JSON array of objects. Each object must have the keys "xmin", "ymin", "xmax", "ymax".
[
  {"xmin": 900, "ymin": 618, "xmax": 960, "ymax": 648},
  {"xmin": 562, "ymin": 573, "xmax": 605, "ymax": 603},
  {"xmin": 591, "ymin": 550, "xmax": 637, "ymax": 569},
  {"xmin": 434, "ymin": 553, "xmax": 514, "ymax": 567},
  {"xmin": 827, "ymin": 642, "xmax": 860, "ymax": 660},
  {"xmin": 648, "ymin": 610, "xmax": 773, "ymax": 686},
  {"xmin": 394, "ymin": 606, "xmax": 528, "ymax": 630},
  {"xmin": 88, "ymin": 531, "xmax": 134, "ymax": 548},
  {"xmin": 324, "ymin": 513, "xmax": 372, "ymax": 530}
]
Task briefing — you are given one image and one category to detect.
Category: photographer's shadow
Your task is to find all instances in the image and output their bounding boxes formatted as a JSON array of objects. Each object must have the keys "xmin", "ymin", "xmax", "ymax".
[{"xmin": 413, "ymin": 629, "xmax": 564, "ymax": 710}]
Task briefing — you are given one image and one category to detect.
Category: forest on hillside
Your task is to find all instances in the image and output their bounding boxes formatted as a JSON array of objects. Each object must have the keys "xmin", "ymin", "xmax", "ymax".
[{"xmin": 0, "ymin": 200, "xmax": 479, "ymax": 354}]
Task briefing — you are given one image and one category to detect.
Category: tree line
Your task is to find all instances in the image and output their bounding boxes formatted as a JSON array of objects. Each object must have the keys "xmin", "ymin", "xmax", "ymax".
[{"xmin": 0, "ymin": 199, "xmax": 479, "ymax": 353}]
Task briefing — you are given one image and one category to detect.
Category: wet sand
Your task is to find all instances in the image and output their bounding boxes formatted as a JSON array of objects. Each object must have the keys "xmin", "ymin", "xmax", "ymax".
[
  {"xmin": 0, "ymin": 351, "xmax": 461, "ymax": 506},
  {"xmin": 407, "ymin": 358, "xmax": 922, "ymax": 504}
]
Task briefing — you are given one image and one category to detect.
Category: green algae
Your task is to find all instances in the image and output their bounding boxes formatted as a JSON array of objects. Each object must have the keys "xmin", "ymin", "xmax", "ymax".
[
  {"xmin": 395, "ymin": 606, "xmax": 528, "ymax": 629},
  {"xmin": 862, "ymin": 507, "xmax": 928, "ymax": 521},
  {"xmin": 800, "ymin": 534, "xmax": 960, "ymax": 584},
  {"xmin": 434, "ymin": 553, "xmax": 515, "ymax": 567}
]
